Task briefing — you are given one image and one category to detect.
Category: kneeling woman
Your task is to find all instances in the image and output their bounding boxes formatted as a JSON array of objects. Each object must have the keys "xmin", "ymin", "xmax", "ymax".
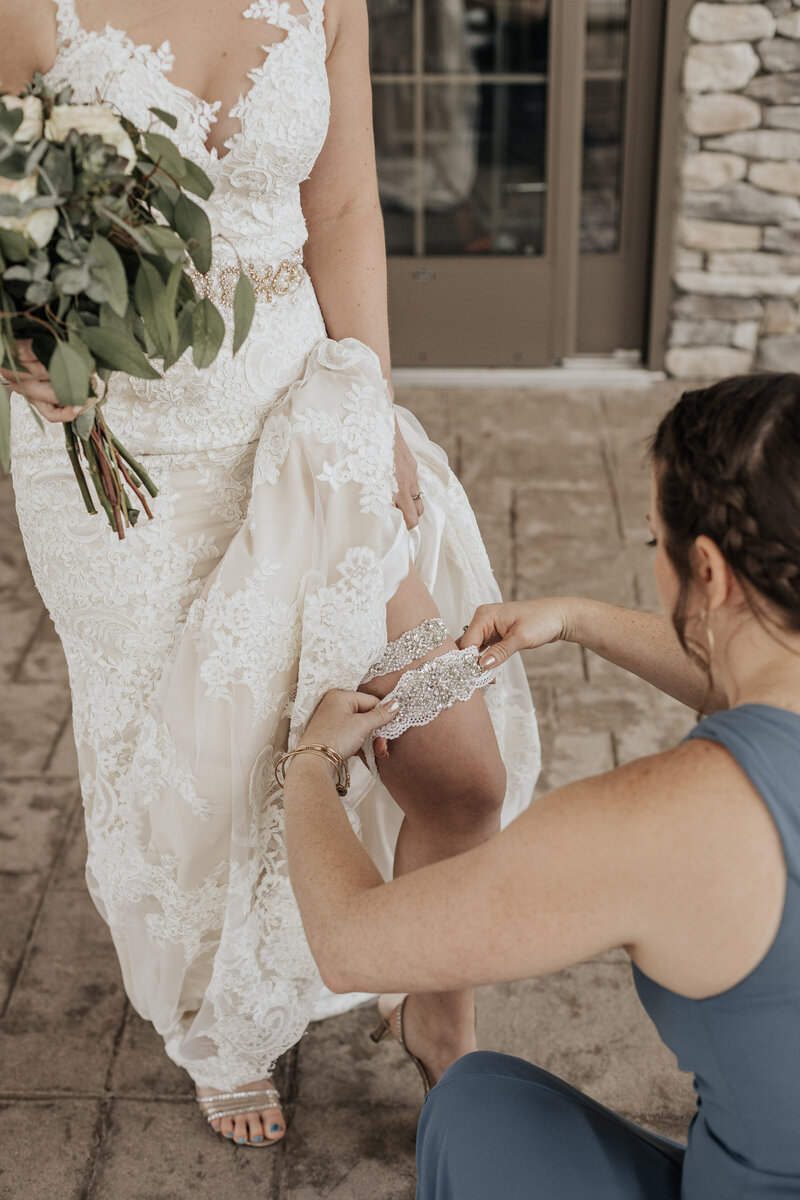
[{"xmin": 282, "ymin": 373, "xmax": 800, "ymax": 1199}]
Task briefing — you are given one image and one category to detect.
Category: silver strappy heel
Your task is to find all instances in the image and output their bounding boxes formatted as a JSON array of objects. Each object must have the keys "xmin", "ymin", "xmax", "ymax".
[
  {"xmin": 196, "ymin": 1086, "xmax": 284, "ymax": 1147},
  {"xmin": 370, "ymin": 994, "xmax": 434, "ymax": 1096}
]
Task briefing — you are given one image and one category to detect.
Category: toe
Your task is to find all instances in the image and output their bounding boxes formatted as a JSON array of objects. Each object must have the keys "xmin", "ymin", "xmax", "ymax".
[
  {"xmin": 220, "ymin": 1117, "xmax": 235, "ymax": 1140},
  {"xmin": 262, "ymin": 1107, "xmax": 285, "ymax": 1142},
  {"xmin": 247, "ymin": 1112, "xmax": 264, "ymax": 1144},
  {"xmin": 233, "ymin": 1114, "xmax": 249, "ymax": 1144}
]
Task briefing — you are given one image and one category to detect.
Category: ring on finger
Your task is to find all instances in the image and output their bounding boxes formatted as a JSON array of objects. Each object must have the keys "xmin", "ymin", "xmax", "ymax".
[{"xmin": 411, "ymin": 492, "xmax": 424, "ymax": 501}]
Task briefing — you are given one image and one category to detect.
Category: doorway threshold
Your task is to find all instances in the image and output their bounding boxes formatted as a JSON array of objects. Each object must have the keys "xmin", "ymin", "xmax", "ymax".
[{"xmin": 392, "ymin": 360, "xmax": 666, "ymax": 390}]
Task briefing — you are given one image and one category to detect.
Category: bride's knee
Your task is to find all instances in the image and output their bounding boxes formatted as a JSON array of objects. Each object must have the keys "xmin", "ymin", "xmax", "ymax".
[{"xmin": 437, "ymin": 751, "xmax": 507, "ymax": 831}]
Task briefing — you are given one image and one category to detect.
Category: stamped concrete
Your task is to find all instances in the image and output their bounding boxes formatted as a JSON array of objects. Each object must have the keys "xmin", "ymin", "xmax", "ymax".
[{"xmin": 0, "ymin": 380, "xmax": 697, "ymax": 1199}]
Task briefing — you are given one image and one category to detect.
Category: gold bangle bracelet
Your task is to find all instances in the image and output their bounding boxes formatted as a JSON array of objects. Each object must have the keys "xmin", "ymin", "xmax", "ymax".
[{"xmin": 274, "ymin": 744, "xmax": 351, "ymax": 796}]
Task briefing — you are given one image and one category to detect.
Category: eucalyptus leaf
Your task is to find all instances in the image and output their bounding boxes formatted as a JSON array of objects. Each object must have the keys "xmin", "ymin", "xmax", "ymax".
[
  {"xmin": 143, "ymin": 132, "xmax": 186, "ymax": 181},
  {"xmin": 144, "ymin": 224, "xmax": 186, "ymax": 263},
  {"xmin": 3, "ymin": 265, "xmax": 32, "ymax": 283},
  {"xmin": 149, "ymin": 107, "xmax": 179, "ymax": 130},
  {"xmin": 191, "ymin": 298, "xmax": 225, "ymax": 369},
  {"xmin": 175, "ymin": 304, "xmax": 194, "ymax": 361},
  {"xmin": 72, "ymin": 408, "xmax": 95, "ymax": 439},
  {"xmin": 0, "ymin": 106, "xmax": 23, "ymax": 137},
  {"xmin": 0, "ymin": 228, "xmax": 31, "ymax": 263},
  {"xmin": 89, "ymin": 233, "xmax": 128, "ymax": 316},
  {"xmin": 0, "ymin": 385, "xmax": 11, "ymax": 473},
  {"xmin": 173, "ymin": 193, "xmax": 212, "ymax": 274},
  {"xmin": 134, "ymin": 260, "xmax": 168, "ymax": 357},
  {"xmin": 49, "ymin": 341, "xmax": 91, "ymax": 407},
  {"xmin": 55, "ymin": 263, "xmax": 91, "ymax": 295},
  {"xmin": 232, "ymin": 272, "xmax": 255, "ymax": 356},
  {"xmin": 0, "ymin": 196, "xmax": 20, "ymax": 217},
  {"xmin": 99, "ymin": 302, "xmax": 131, "ymax": 336},
  {"xmin": 0, "ymin": 149, "xmax": 29, "ymax": 180},
  {"xmin": 180, "ymin": 158, "xmax": 214, "ymax": 201},
  {"xmin": 23, "ymin": 139, "xmax": 48, "ymax": 176},
  {"xmin": 40, "ymin": 144, "xmax": 74, "ymax": 195},
  {"xmin": 25, "ymin": 279, "xmax": 56, "ymax": 306},
  {"xmin": 151, "ymin": 184, "xmax": 177, "ymax": 224},
  {"xmin": 80, "ymin": 326, "xmax": 161, "ymax": 379}
]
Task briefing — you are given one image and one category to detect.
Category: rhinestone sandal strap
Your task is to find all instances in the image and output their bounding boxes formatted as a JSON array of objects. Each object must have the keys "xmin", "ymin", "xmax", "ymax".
[
  {"xmin": 362, "ymin": 618, "xmax": 450, "ymax": 684},
  {"xmin": 197, "ymin": 1089, "xmax": 282, "ymax": 1121}
]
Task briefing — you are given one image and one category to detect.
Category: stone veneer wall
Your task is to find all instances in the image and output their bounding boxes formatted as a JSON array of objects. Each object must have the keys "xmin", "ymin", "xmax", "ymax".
[{"xmin": 666, "ymin": 0, "xmax": 800, "ymax": 378}]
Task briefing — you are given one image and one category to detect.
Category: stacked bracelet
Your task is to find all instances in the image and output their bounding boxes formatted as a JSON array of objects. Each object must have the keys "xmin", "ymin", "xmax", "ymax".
[{"xmin": 274, "ymin": 744, "xmax": 351, "ymax": 796}]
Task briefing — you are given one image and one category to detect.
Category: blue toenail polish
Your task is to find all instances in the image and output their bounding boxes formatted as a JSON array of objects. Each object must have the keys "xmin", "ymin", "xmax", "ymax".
[
  {"xmin": 237, "ymin": 1137, "xmax": 246, "ymax": 1144},
  {"xmin": 224, "ymin": 1131, "xmax": 233, "ymax": 1138},
  {"xmin": 253, "ymin": 1136, "xmax": 263, "ymax": 1143},
  {"xmin": 270, "ymin": 1124, "xmax": 282, "ymax": 1133}
]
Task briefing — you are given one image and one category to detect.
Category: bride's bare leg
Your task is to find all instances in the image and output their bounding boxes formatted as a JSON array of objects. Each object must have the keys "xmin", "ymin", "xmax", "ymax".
[{"xmin": 361, "ymin": 566, "xmax": 506, "ymax": 1082}]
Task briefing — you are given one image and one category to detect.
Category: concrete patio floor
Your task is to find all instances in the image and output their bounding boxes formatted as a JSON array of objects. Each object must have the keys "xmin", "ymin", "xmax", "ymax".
[{"xmin": 0, "ymin": 380, "xmax": 698, "ymax": 1199}]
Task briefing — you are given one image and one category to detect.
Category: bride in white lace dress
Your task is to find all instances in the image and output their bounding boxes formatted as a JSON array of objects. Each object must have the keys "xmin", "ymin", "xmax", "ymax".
[{"xmin": 3, "ymin": 0, "xmax": 539, "ymax": 1147}]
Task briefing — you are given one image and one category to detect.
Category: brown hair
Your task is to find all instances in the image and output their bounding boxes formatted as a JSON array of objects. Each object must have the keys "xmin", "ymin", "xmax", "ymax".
[{"xmin": 651, "ymin": 372, "xmax": 800, "ymax": 663}]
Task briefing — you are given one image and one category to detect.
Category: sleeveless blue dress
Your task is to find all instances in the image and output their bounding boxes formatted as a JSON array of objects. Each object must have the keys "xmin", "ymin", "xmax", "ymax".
[{"xmin": 416, "ymin": 705, "xmax": 800, "ymax": 1199}]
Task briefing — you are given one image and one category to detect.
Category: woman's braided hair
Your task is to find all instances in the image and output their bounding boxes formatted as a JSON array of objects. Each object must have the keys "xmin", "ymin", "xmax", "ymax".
[{"xmin": 651, "ymin": 373, "xmax": 800, "ymax": 658}]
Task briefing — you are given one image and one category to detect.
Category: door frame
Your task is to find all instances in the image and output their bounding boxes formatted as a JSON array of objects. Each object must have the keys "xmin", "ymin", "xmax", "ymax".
[{"xmin": 646, "ymin": 0, "xmax": 693, "ymax": 370}]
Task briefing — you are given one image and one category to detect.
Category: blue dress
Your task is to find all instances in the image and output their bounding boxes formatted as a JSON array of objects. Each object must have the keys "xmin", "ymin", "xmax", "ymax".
[{"xmin": 416, "ymin": 706, "xmax": 800, "ymax": 1199}]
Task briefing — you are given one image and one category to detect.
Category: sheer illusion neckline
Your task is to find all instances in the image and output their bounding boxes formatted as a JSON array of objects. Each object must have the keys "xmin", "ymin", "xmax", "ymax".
[{"xmin": 47, "ymin": 0, "xmax": 315, "ymax": 161}]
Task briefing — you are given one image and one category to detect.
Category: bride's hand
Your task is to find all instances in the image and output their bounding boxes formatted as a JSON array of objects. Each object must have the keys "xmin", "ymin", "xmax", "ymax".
[
  {"xmin": 0, "ymin": 340, "xmax": 82, "ymax": 423},
  {"xmin": 393, "ymin": 419, "xmax": 423, "ymax": 530},
  {"xmin": 299, "ymin": 689, "xmax": 399, "ymax": 763},
  {"xmin": 459, "ymin": 598, "xmax": 577, "ymax": 669}
]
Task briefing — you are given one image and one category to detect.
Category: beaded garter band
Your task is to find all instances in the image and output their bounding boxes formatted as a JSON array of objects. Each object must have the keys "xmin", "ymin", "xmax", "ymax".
[
  {"xmin": 376, "ymin": 646, "xmax": 497, "ymax": 742},
  {"xmin": 186, "ymin": 257, "xmax": 307, "ymax": 307},
  {"xmin": 361, "ymin": 617, "xmax": 449, "ymax": 684}
]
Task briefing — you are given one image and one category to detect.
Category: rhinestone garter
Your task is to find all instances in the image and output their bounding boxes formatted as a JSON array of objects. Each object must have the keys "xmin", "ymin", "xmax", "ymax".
[
  {"xmin": 361, "ymin": 618, "xmax": 450, "ymax": 684},
  {"xmin": 186, "ymin": 257, "xmax": 307, "ymax": 307},
  {"xmin": 376, "ymin": 646, "xmax": 497, "ymax": 742}
]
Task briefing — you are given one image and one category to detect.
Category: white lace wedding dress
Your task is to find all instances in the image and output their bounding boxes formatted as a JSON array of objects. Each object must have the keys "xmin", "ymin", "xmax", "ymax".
[{"xmin": 10, "ymin": 0, "xmax": 540, "ymax": 1090}]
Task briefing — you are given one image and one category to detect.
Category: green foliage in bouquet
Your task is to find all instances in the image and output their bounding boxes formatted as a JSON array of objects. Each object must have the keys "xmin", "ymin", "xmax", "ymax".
[{"xmin": 0, "ymin": 77, "xmax": 256, "ymax": 538}]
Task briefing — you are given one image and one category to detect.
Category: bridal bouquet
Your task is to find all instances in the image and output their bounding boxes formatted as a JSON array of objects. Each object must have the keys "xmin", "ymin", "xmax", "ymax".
[{"xmin": 0, "ymin": 76, "xmax": 256, "ymax": 538}]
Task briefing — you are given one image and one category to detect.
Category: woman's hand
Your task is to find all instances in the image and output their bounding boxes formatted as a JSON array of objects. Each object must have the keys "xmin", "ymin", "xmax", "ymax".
[
  {"xmin": 0, "ymin": 340, "xmax": 82, "ymax": 423},
  {"xmin": 298, "ymin": 689, "xmax": 399, "ymax": 763},
  {"xmin": 393, "ymin": 420, "xmax": 423, "ymax": 531},
  {"xmin": 460, "ymin": 598, "xmax": 577, "ymax": 669}
]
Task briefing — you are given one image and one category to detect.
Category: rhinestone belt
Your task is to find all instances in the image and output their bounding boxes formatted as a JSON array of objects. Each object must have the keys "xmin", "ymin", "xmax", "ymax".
[{"xmin": 186, "ymin": 257, "xmax": 307, "ymax": 306}]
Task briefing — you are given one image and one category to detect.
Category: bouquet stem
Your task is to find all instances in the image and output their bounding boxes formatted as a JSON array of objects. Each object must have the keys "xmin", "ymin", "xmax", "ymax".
[{"xmin": 63, "ymin": 410, "xmax": 158, "ymax": 539}]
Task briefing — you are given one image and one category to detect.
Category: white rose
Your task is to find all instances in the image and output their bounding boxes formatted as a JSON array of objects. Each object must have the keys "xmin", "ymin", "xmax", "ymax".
[
  {"xmin": 2, "ymin": 95, "xmax": 44, "ymax": 142},
  {"xmin": 0, "ymin": 171, "xmax": 58, "ymax": 247},
  {"xmin": 45, "ymin": 103, "xmax": 137, "ymax": 173}
]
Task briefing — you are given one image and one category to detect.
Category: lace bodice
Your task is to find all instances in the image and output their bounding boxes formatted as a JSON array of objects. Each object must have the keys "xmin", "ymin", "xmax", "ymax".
[
  {"xmin": 44, "ymin": 0, "xmax": 330, "ymax": 263},
  {"xmin": 11, "ymin": 0, "xmax": 332, "ymax": 456}
]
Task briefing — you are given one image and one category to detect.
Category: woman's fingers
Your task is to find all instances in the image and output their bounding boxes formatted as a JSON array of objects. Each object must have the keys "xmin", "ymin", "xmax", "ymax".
[
  {"xmin": 394, "ymin": 488, "xmax": 420, "ymax": 531},
  {"xmin": 14, "ymin": 341, "xmax": 49, "ymax": 379},
  {"xmin": 459, "ymin": 606, "xmax": 505, "ymax": 652},
  {"xmin": 27, "ymin": 393, "xmax": 82, "ymax": 423}
]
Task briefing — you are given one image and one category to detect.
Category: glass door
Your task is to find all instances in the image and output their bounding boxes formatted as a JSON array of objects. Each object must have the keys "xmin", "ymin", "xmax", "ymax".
[
  {"xmin": 370, "ymin": 0, "xmax": 666, "ymax": 366},
  {"xmin": 577, "ymin": 0, "xmax": 665, "ymax": 355}
]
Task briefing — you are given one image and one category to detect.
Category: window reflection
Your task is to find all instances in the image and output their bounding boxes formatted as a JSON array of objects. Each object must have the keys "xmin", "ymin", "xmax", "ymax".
[
  {"xmin": 581, "ymin": 0, "xmax": 631, "ymax": 253},
  {"xmin": 369, "ymin": 0, "xmax": 550, "ymax": 257}
]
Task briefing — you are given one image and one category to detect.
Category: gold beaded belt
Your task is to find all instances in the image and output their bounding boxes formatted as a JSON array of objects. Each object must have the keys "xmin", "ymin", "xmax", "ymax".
[{"xmin": 186, "ymin": 258, "xmax": 307, "ymax": 306}]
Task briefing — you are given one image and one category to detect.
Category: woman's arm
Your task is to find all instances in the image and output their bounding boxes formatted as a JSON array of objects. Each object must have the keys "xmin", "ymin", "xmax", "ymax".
[
  {"xmin": 299, "ymin": 0, "xmax": 422, "ymax": 530},
  {"xmin": 300, "ymin": 0, "xmax": 389, "ymax": 378},
  {"xmin": 284, "ymin": 694, "xmax": 778, "ymax": 1001},
  {"xmin": 461, "ymin": 598, "xmax": 727, "ymax": 714}
]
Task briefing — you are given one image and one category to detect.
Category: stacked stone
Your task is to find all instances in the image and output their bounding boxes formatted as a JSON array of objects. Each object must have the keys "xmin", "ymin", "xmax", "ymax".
[{"xmin": 667, "ymin": 1, "xmax": 800, "ymax": 378}]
